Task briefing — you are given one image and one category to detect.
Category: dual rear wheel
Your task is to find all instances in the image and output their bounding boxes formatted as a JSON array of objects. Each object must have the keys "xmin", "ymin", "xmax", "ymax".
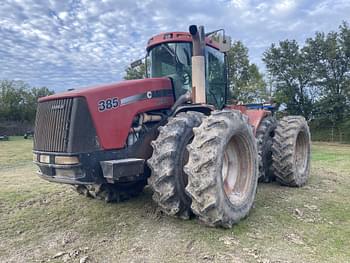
[{"xmin": 257, "ymin": 115, "xmax": 311, "ymax": 186}]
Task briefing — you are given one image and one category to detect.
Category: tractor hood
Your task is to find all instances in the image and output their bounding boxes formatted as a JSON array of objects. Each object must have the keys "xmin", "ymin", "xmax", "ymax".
[
  {"xmin": 37, "ymin": 78, "xmax": 174, "ymax": 150},
  {"xmin": 39, "ymin": 78, "xmax": 172, "ymax": 103}
]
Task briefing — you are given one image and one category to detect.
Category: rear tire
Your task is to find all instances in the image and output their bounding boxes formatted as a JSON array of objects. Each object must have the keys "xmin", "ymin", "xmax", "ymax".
[
  {"xmin": 272, "ymin": 116, "xmax": 311, "ymax": 187},
  {"xmin": 74, "ymin": 180, "xmax": 146, "ymax": 202},
  {"xmin": 256, "ymin": 115, "xmax": 277, "ymax": 183},
  {"xmin": 147, "ymin": 111, "xmax": 204, "ymax": 219},
  {"xmin": 185, "ymin": 110, "xmax": 258, "ymax": 228}
]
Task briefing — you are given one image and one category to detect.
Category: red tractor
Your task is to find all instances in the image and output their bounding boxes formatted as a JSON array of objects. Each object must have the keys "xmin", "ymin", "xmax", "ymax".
[{"xmin": 33, "ymin": 25, "xmax": 311, "ymax": 228}]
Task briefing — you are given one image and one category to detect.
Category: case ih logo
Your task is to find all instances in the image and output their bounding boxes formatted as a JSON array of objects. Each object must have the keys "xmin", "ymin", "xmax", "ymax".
[{"xmin": 51, "ymin": 104, "xmax": 65, "ymax": 110}]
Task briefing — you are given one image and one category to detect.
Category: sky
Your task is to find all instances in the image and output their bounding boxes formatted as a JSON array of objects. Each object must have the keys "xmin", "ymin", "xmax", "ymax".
[{"xmin": 1, "ymin": 0, "xmax": 350, "ymax": 92}]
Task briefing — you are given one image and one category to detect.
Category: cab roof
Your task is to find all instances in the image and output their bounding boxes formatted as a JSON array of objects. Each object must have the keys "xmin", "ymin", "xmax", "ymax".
[{"xmin": 146, "ymin": 31, "xmax": 220, "ymax": 51}]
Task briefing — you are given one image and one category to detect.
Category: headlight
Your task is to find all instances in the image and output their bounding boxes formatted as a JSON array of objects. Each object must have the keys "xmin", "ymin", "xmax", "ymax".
[
  {"xmin": 39, "ymin": 154, "xmax": 50, "ymax": 164},
  {"xmin": 55, "ymin": 156, "xmax": 79, "ymax": 165}
]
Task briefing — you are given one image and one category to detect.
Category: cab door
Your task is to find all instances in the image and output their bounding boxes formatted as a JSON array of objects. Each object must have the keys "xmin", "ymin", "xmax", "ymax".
[{"xmin": 205, "ymin": 46, "xmax": 226, "ymax": 109}]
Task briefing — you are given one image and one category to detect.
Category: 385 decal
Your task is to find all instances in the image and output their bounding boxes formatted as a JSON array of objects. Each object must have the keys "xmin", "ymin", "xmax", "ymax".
[{"xmin": 98, "ymin": 97, "xmax": 119, "ymax": 112}]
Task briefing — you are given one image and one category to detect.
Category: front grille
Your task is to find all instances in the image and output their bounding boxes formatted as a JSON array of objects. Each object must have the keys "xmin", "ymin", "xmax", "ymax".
[{"xmin": 34, "ymin": 98, "xmax": 73, "ymax": 152}]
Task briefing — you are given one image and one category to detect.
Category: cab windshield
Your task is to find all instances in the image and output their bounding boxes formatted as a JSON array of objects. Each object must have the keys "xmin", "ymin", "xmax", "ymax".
[
  {"xmin": 148, "ymin": 42, "xmax": 226, "ymax": 108},
  {"xmin": 148, "ymin": 42, "xmax": 192, "ymax": 99}
]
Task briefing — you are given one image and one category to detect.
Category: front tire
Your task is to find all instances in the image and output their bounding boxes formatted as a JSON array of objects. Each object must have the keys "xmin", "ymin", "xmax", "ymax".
[
  {"xmin": 74, "ymin": 180, "xmax": 146, "ymax": 202},
  {"xmin": 185, "ymin": 110, "xmax": 258, "ymax": 228},
  {"xmin": 147, "ymin": 111, "xmax": 204, "ymax": 219}
]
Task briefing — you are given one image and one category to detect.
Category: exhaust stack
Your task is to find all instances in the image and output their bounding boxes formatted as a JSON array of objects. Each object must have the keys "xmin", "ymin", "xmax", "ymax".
[{"xmin": 189, "ymin": 25, "xmax": 206, "ymax": 104}]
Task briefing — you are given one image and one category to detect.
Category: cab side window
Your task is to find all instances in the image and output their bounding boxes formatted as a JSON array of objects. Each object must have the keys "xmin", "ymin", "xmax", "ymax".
[{"xmin": 206, "ymin": 47, "xmax": 226, "ymax": 108}]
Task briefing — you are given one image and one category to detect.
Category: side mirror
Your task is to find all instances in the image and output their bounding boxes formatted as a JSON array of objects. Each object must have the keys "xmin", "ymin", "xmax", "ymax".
[
  {"xmin": 218, "ymin": 34, "xmax": 231, "ymax": 53},
  {"xmin": 206, "ymin": 29, "xmax": 232, "ymax": 53},
  {"xmin": 130, "ymin": 59, "xmax": 143, "ymax": 69},
  {"xmin": 129, "ymin": 56, "xmax": 149, "ymax": 78}
]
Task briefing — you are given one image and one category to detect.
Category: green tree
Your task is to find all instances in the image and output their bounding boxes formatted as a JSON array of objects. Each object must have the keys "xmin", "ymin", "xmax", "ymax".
[
  {"xmin": 0, "ymin": 80, "xmax": 54, "ymax": 123},
  {"xmin": 23, "ymin": 86, "xmax": 54, "ymax": 122},
  {"xmin": 304, "ymin": 22, "xmax": 350, "ymax": 125},
  {"xmin": 234, "ymin": 64, "xmax": 268, "ymax": 103},
  {"xmin": 263, "ymin": 40, "xmax": 313, "ymax": 119},
  {"xmin": 0, "ymin": 80, "xmax": 27, "ymax": 121},
  {"xmin": 227, "ymin": 41, "xmax": 267, "ymax": 103},
  {"xmin": 124, "ymin": 62, "xmax": 147, "ymax": 80}
]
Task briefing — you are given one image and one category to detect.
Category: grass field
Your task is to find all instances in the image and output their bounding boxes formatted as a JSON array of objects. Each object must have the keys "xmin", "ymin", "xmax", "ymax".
[{"xmin": 0, "ymin": 137, "xmax": 349, "ymax": 263}]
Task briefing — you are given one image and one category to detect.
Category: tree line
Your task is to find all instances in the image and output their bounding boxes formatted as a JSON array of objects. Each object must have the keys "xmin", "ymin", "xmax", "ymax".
[{"xmin": 0, "ymin": 80, "xmax": 54, "ymax": 123}]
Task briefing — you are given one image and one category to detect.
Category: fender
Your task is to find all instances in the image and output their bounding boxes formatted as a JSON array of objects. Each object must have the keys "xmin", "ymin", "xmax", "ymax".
[
  {"xmin": 226, "ymin": 105, "xmax": 270, "ymax": 135},
  {"xmin": 172, "ymin": 104, "xmax": 214, "ymax": 116},
  {"xmin": 173, "ymin": 104, "xmax": 270, "ymax": 134},
  {"xmin": 246, "ymin": 109, "xmax": 270, "ymax": 134}
]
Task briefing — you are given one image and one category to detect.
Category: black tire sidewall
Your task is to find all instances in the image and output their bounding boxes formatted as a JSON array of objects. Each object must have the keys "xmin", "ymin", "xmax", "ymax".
[
  {"xmin": 173, "ymin": 117, "xmax": 196, "ymax": 208},
  {"xmin": 257, "ymin": 116, "xmax": 277, "ymax": 182}
]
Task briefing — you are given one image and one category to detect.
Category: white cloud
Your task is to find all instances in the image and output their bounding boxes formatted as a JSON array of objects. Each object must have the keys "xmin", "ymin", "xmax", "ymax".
[
  {"xmin": 0, "ymin": 0, "xmax": 349, "ymax": 91},
  {"xmin": 271, "ymin": 0, "xmax": 298, "ymax": 16}
]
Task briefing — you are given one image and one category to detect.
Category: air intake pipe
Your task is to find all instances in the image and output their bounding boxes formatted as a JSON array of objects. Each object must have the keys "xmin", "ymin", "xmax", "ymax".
[{"xmin": 189, "ymin": 25, "xmax": 206, "ymax": 104}]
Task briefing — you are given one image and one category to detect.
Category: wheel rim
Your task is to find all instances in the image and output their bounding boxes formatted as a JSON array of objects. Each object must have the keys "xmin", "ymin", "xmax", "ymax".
[
  {"xmin": 295, "ymin": 130, "xmax": 309, "ymax": 175},
  {"xmin": 222, "ymin": 134, "xmax": 254, "ymax": 206}
]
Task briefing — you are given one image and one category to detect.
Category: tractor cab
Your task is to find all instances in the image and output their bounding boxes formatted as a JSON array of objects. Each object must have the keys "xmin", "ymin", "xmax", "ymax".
[{"xmin": 146, "ymin": 31, "xmax": 228, "ymax": 109}]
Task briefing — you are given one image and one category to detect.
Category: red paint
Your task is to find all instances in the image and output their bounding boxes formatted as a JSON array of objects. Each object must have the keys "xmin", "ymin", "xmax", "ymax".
[
  {"xmin": 226, "ymin": 105, "xmax": 269, "ymax": 134},
  {"xmin": 228, "ymin": 105, "xmax": 248, "ymax": 114},
  {"xmin": 245, "ymin": 110, "xmax": 269, "ymax": 134},
  {"xmin": 146, "ymin": 31, "xmax": 220, "ymax": 51},
  {"xmin": 40, "ymin": 78, "xmax": 174, "ymax": 150}
]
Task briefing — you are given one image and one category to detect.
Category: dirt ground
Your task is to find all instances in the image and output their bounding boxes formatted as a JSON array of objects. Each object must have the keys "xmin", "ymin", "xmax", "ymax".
[{"xmin": 0, "ymin": 138, "xmax": 349, "ymax": 263}]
